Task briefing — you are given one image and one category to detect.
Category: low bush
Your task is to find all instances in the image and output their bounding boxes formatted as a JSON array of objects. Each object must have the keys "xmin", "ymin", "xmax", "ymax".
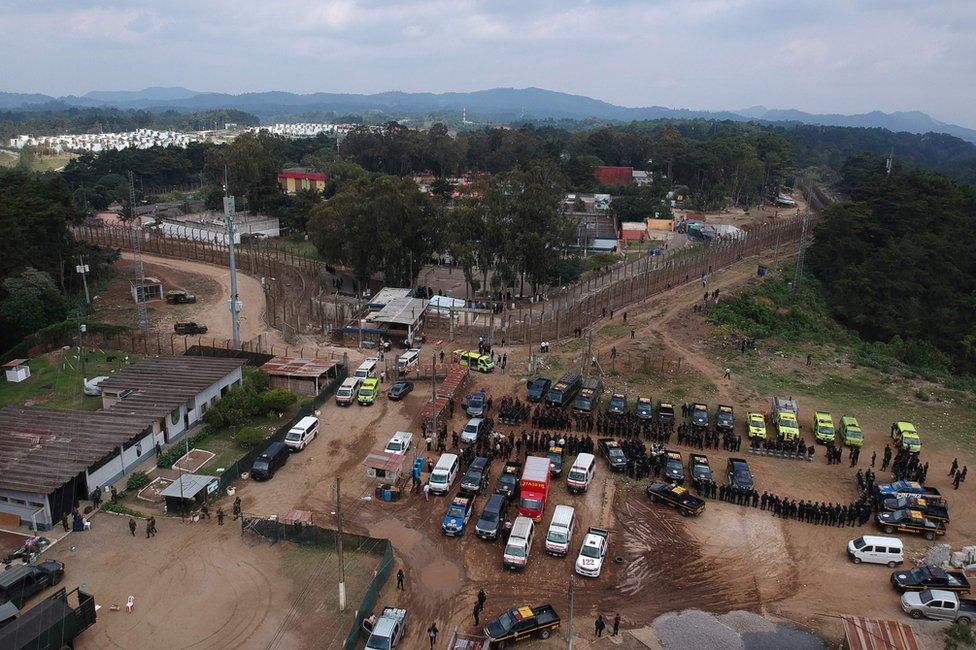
[
  {"xmin": 236, "ymin": 426, "xmax": 269, "ymax": 450},
  {"xmin": 125, "ymin": 471, "xmax": 150, "ymax": 491},
  {"xmin": 101, "ymin": 502, "xmax": 146, "ymax": 518}
]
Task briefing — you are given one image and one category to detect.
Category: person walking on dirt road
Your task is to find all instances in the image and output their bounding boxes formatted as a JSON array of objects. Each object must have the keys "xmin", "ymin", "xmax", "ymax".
[
  {"xmin": 396, "ymin": 569, "xmax": 405, "ymax": 590},
  {"xmin": 233, "ymin": 497, "xmax": 242, "ymax": 520},
  {"xmin": 217, "ymin": 508, "xmax": 225, "ymax": 525},
  {"xmin": 477, "ymin": 588, "xmax": 487, "ymax": 609},
  {"xmin": 128, "ymin": 518, "xmax": 136, "ymax": 536},
  {"xmin": 723, "ymin": 368, "xmax": 731, "ymax": 379},
  {"xmin": 473, "ymin": 603, "xmax": 481, "ymax": 626},
  {"xmin": 427, "ymin": 623, "xmax": 438, "ymax": 649},
  {"xmin": 595, "ymin": 614, "xmax": 606, "ymax": 637},
  {"xmin": 612, "ymin": 613, "xmax": 621, "ymax": 636},
  {"xmin": 949, "ymin": 458, "xmax": 959, "ymax": 477},
  {"xmin": 200, "ymin": 504, "xmax": 211, "ymax": 519},
  {"xmin": 423, "ymin": 483, "xmax": 430, "ymax": 500},
  {"xmin": 146, "ymin": 517, "xmax": 156, "ymax": 538}
]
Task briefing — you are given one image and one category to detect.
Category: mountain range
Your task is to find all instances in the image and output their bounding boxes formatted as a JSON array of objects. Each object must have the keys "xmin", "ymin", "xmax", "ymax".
[{"xmin": 2, "ymin": 86, "xmax": 975, "ymax": 144}]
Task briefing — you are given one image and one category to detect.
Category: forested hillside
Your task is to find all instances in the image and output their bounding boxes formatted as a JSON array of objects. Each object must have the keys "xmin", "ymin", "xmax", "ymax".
[{"xmin": 809, "ymin": 154, "xmax": 976, "ymax": 373}]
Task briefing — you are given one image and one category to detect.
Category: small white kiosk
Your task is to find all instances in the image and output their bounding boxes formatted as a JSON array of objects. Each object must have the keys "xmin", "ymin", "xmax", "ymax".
[{"xmin": 3, "ymin": 359, "xmax": 30, "ymax": 383}]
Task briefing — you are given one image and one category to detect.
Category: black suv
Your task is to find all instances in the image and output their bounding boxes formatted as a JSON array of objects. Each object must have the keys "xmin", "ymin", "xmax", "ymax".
[
  {"xmin": 727, "ymin": 457, "xmax": 754, "ymax": 491},
  {"xmin": 460, "ymin": 457, "xmax": 490, "ymax": 494},
  {"xmin": 475, "ymin": 494, "xmax": 508, "ymax": 541},
  {"xmin": 526, "ymin": 378, "xmax": 551, "ymax": 402}
]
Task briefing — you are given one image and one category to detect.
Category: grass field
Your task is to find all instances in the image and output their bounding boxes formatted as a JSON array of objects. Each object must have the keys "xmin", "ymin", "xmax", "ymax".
[
  {"xmin": 725, "ymin": 343, "xmax": 976, "ymax": 452},
  {"xmin": 0, "ymin": 150, "xmax": 77, "ymax": 172},
  {"xmin": 0, "ymin": 349, "xmax": 138, "ymax": 411},
  {"xmin": 270, "ymin": 238, "xmax": 324, "ymax": 260}
]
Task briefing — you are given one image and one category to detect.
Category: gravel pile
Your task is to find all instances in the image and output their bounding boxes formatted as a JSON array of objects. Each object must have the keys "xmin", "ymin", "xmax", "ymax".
[
  {"xmin": 924, "ymin": 543, "xmax": 951, "ymax": 566},
  {"xmin": 651, "ymin": 610, "xmax": 825, "ymax": 650},
  {"xmin": 718, "ymin": 611, "xmax": 776, "ymax": 635},
  {"xmin": 652, "ymin": 610, "xmax": 743, "ymax": 650},
  {"xmin": 743, "ymin": 626, "xmax": 826, "ymax": 650}
]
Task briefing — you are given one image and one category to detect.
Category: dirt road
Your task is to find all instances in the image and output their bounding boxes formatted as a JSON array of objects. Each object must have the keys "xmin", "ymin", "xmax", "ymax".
[{"xmin": 120, "ymin": 252, "xmax": 290, "ymax": 349}]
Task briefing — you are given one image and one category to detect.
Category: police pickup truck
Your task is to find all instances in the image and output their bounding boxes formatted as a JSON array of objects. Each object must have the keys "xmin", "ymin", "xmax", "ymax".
[
  {"xmin": 891, "ymin": 565, "xmax": 971, "ymax": 593},
  {"xmin": 598, "ymin": 438, "xmax": 628, "ymax": 472},
  {"xmin": 874, "ymin": 480, "xmax": 942, "ymax": 500},
  {"xmin": 876, "ymin": 509, "xmax": 946, "ymax": 540},
  {"xmin": 441, "ymin": 496, "xmax": 476, "ymax": 537},
  {"xmin": 716, "ymin": 404, "xmax": 734, "ymax": 432},
  {"xmin": 691, "ymin": 403, "xmax": 709, "ymax": 429},
  {"xmin": 646, "ymin": 482, "xmax": 706, "ymax": 516},
  {"xmin": 658, "ymin": 401, "xmax": 676, "ymax": 427},
  {"xmin": 688, "ymin": 453, "xmax": 713, "ymax": 486},
  {"xmin": 881, "ymin": 495, "xmax": 949, "ymax": 523},
  {"xmin": 496, "ymin": 461, "xmax": 522, "ymax": 499},
  {"xmin": 484, "ymin": 604, "xmax": 560, "ymax": 645},
  {"xmin": 635, "ymin": 397, "xmax": 654, "ymax": 420},
  {"xmin": 663, "ymin": 450, "xmax": 685, "ymax": 484}
]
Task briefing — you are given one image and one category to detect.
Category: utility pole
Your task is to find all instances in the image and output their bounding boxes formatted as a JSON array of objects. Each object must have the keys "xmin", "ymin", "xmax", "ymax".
[
  {"xmin": 129, "ymin": 172, "xmax": 149, "ymax": 332},
  {"xmin": 567, "ymin": 575, "xmax": 575, "ymax": 649},
  {"xmin": 792, "ymin": 214, "xmax": 808, "ymax": 293},
  {"xmin": 76, "ymin": 256, "xmax": 91, "ymax": 305},
  {"xmin": 78, "ymin": 318, "xmax": 87, "ymax": 383},
  {"xmin": 335, "ymin": 477, "xmax": 346, "ymax": 610},
  {"xmin": 223, "ymin": 169, "xmax": 242, "ymax": 347}
]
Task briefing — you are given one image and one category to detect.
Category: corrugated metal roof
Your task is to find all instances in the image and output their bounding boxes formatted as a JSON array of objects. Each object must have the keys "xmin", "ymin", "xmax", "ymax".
[
  {"xmin": 843, "ymin": 616, "xmax": 920, "ymax": 650},
  {"xmin": 0, "ymin": 407, "xmax": 155, "ymax": 493},
  {"xmin": 366, "ymin": 297, "xmax": 428, "ymax": 326},
  {"xmin": 262, "ymin": 357, "xmax": 338, "ymax": 379},
  {"xmin": 159, "ymin": 473, "xmax": 217, "ymax": 499},
  {"xmin": 100, "ymin": 357, "xmax": 243, "ymax": 419}
]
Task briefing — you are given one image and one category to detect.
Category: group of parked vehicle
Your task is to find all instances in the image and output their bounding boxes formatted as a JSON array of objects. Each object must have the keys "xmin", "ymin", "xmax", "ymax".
[{"xmin": 428, "ymin": 444, "xmax": 612, "ymax": 579}]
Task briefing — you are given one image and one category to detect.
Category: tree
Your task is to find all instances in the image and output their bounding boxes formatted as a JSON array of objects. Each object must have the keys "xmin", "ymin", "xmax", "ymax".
[
  {"xmin": 0, "ymin": 268, "xmax": 67, "ymax": 343},
  {"xmin": 809, "ymin": 154, "xmax": 976, "ymax": 373},
  {"xmin": 308, "ymin": 175, "xmax": 442, "ymax": 285}
]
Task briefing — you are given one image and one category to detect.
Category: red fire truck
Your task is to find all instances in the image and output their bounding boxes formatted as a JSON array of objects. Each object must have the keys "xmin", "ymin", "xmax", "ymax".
[{"xmin": 518, "ymin": 456, "xmax": 552, "ymax": 521}]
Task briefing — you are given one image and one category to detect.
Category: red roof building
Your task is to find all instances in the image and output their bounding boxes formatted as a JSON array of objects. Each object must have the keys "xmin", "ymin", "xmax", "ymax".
[
  {"xmin": 594, "ymin": 166, "xmax": 634, "ymax": 186},
  {"xmin": 277, "ymin": 168, "xmax": 328, "ymax": 194}
]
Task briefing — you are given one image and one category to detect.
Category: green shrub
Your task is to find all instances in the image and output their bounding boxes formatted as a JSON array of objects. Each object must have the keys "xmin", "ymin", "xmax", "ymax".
[
  {"xmin": 299, "ymin": 396, "xmax": 315, "ymax": 410},
  {"xmin": 102, "ymin": 502, "xmax": 146, "ymax": 518},
  {"xmin": 260, "ymin": 388, "xmax": 297, "ymax": 414},
  {"xmin": 245, "ymin": 368, "xmax": 270, "ymax": 392},
  {"xmin": 236, "ymin": 426, "xmax": 269, "ymax": 449},
  {"xmin": 125, "ymin": 471, "xmax": 150, "ymax": 491}
]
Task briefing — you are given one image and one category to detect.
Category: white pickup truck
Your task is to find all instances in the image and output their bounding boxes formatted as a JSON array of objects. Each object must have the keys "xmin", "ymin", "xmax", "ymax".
[
  {"xmin": 902, "ymin": 590, "xmax": 976, "ymax": 623},
  {"xmin": 575, "ymin": 527, "xmax": 609, "ymax": 578},
  {"xmin": 364, "ymin": 607, "xmax": 407, "ymax": 649}
]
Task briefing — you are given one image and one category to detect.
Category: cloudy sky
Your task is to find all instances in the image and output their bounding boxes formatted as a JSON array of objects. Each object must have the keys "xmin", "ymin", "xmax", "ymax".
[{"xmin": 3, "ymin": 0, "xmax": 975, "ymax": 126}]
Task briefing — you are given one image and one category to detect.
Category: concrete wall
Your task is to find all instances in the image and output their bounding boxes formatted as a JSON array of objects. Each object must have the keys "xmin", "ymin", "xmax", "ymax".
[
  {"xmin": 86, "ymin": 429, "xmax": 158, "ymax": 493},
  {"xmin": 0, "ymin": 489, "xmax": 50, "ymax": 528},
  {"xmin": 185, "ymin": 367, "xmax": 243, "ymax": 426}
]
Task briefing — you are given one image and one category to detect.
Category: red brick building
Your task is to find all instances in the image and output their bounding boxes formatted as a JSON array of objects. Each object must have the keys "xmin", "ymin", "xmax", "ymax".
[{"xmin": 594, "ymin": 166, "xmax": 634, "ymax": 186}]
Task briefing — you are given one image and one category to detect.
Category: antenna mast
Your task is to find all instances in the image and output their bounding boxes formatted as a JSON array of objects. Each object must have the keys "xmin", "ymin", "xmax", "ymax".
[
  {"xmin": 223, "ymin": 168, "xmax": 242, "ymax": 348},
  {"xmin": 129, "ymin": 171, "xmax": 149, "ymax": 332}
]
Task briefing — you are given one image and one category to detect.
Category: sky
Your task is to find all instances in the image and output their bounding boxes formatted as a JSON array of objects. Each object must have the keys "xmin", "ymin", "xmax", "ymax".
[{"xmin": 3, "ymin": 0, "xmax": 976, "ymax": 127}]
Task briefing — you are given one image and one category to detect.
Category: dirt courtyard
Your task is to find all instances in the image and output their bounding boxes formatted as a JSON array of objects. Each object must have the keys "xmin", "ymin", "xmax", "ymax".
[
  {"xmin": 20, "ymin": 246, "xmax": 975, "ymax": 650},
  {"xmin": 42, "ymin": 509, "xmax": 377, "ymax": 649}
]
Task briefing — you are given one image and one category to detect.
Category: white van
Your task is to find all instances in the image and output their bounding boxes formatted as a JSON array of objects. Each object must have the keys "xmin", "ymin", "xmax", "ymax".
[
  {"xmin": 428, "ymin": 453, "xmax": 459, "ymax": 494},
  {"xmin": 566, "ymin": 453, "xmax": 596, "ymax": 494},
  {"xmin": 848, "ymin": 535, "xmax": 904, "ymax": 567},
  {"xmin": 545, "ymin": 505, "xmax": 576, "ymax": 556},
  {"xmin": 385, "ymin": 431, "xmax": 413, "ymax": 455},
  {"xmin": 335, "ymin": 377, "xmax": 362, "ymax": 406},
  {"xmin": 355, "ymin": 358, "xmax": 379, "ymax": 379},
  {"xmin": 284, "ymin": 416, "xmax": 319, "ymax": 451},
  {"xmin": 397, "ymin": 348, "xmax": 421, "ymax": 371},
  {"xmin": 503, "ymin": 516, "xmax": 535, "ymax": 570}
]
